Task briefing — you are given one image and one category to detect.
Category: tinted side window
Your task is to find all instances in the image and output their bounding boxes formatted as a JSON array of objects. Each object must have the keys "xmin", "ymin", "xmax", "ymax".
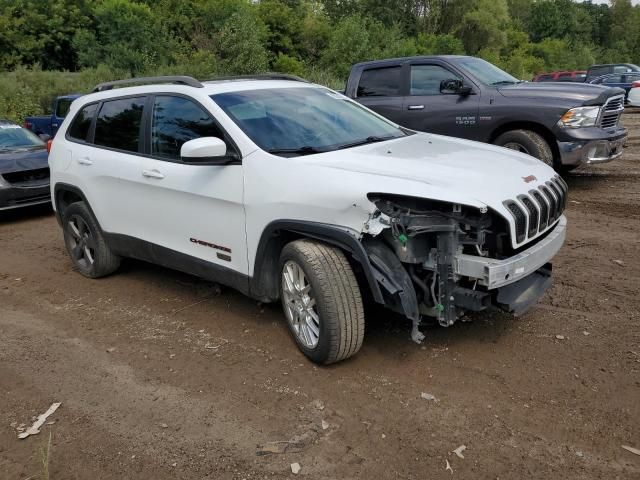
[
  {"xmin": 68, "ymin": 103, "xmax": 98, "ymax": 141},
  {"xmin": 94, "ymin": 97, "xmax": 145, "ymax": 153},
  {"xmin": 357, "ymin": 67, "xmax": 401, "ymax": 97},
  {"xmin": 56, "ymin": 98, "xmax": 73, "ymax": 118},
  {"xmin": 613, "ymin": 65, "xmax": 631, "ymax": 73},
  {"xmin": 151, "ymin": 96, "xmax": 225, "ymax": 160},
  {"xmin": 602, "ymin": 75, "xmax": 623, "ymax": 84},
  {"xmin": 590, "ymin": 67, "xmax": 609, "ymax": 77},
  {"xmin": 538, "ymin": 75, "xmax": 553, "ymax": 82},
  {"xmin": 411, "ymin": 65, "xmax": 461, "ymax": 95}
]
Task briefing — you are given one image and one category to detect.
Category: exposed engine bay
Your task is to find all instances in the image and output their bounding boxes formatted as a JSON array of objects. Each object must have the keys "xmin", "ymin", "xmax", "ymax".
[{"xmin": 363, "ymin": 194, "xmax": 557, "ymax": 342}]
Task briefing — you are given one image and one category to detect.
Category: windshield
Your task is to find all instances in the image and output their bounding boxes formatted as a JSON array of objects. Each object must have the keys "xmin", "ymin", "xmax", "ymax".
[
  {"xmin": 211, "ymin": 87, "xmax": 408, "ymax": 156},
  {"xmin": 456, "ymin": 57, "xmax": 520, "ymax": 86},
  {"xmin": 0, "ymin": 124, "xmax": 44, "ymax": 150}
]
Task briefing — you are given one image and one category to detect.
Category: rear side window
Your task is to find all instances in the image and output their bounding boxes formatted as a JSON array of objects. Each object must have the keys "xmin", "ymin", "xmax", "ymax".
[
  {"xmin": 537, "ymin": 75, "xmax": 553, "ymax": 82},
  {"xmin": 357, "ymin": 67, "xmax": 401, "ymax": 97},
  {"xmin": 410, "ymin": 65, "xmax": 460, "ymax": 95},
  {"xmin": 151, "ymin": 96, "xmax": 226, "ymax": 161},
  {"xmin": 94, "ymin": 97, "xmax": 145, "ymax": 153},
  {"xmin": 68, "ymin": 103, "xmax": 98, "ymax": 141},
  {"xmin": 613, "ymin": 65, "xmax": 631, "ymax": 73}
]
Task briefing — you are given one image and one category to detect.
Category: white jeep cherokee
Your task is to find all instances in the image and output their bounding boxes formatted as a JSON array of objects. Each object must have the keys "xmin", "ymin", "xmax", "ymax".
[{"xmin": 49, "ymin": 75, "xmax": 567, "ymax": 364}]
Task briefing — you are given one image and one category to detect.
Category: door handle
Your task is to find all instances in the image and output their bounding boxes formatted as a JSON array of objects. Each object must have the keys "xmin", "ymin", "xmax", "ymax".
[
  {"xmin": 77, "ymin": 157, "xmax": 93, "ymax": 166},
  {"xmin": 407, "ymin": 105, "xmax": 425, "ymax": 110},
  {"xmin": 142, "ymin": 169, "xmax": 165, "ymax": 179},
  {"xmin": 52, "ymin": 123, "xmax": 58, "ymax": 128}
]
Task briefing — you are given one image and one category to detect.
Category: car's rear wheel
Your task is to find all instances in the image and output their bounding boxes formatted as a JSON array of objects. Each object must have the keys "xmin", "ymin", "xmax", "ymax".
[
  {"xmin": 279, "ymin": 240, "xmax": 365, "ymax": 365},
  {"xmin": 63, "ymin": 202, "xmax": 120, "ymax": 278},
  {"xmin": 494, "ymin": 129, "xmax": 554, "ymax": 168}
]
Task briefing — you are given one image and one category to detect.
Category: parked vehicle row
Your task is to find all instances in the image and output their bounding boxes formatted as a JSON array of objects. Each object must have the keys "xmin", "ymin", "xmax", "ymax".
[
  {"xmin": 7, "ymin": 55, "xmax": 632, "ymax": 364},
  {"xmin": 344, "ymin": 55, "xmax": 627, "ymax": 171},
  {"xmin": 588, "ymin": 72, "xmax": 640, "ymax": 102},
  {"xmin": 533, "ymin": 70, "xmax": 586, "ymax": 83},
  {"xmin": 532, "ymin": 63, "xmax": 640, "ymax": 84}
]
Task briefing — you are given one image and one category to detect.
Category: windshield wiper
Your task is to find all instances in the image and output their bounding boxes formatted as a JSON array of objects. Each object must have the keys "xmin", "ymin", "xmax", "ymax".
[
  {"xmin": 266, "ymin": 146, "xmax": 325, "ymax": 157},
  {"xmin": 335, "ymin": 135, "xmax": 399, "ymax": 150}
]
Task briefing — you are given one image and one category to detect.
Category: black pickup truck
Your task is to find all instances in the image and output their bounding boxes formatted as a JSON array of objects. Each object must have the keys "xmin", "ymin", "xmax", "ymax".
[{"xmin": 344, "ymin": 55, "xmax": 627, "ymax": 171}]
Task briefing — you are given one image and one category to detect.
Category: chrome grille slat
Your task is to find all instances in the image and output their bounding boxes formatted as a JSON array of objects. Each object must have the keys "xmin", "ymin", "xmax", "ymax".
[
  {"xmin": 598, "ymin": 95, "xmax": 624, "ymax": 130},
  {"xmin": 518, "ymin": 195, "xmax": 539, "ymax": 237},
  {"xmin": 531, "ymin": 191, "xmax": 549, "ymax": 230},
  {"xmin": 540, "ymin": 186, "xmax": 558, "ymax": 221},
  {"xmin": 505, "ymin": 175, "xmax": 567, "ymax": 245}
]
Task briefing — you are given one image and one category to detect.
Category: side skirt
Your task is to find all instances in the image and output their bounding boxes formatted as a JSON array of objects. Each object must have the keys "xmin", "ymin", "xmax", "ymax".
[{"xmin": 104, "ymin": 233, "xmax": 252, "ymax": 298}]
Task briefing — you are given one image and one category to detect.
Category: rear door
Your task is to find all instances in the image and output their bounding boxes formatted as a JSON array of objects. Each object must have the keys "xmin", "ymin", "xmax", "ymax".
[
  {"xmin": 353, "ymin": 65, "xmax": 404, "ymax": 122},
  {"xmin": 65, "ymin": 96, "xmax": 147, "ymax": 236},
  {"xmin": 400, "ymin": 62, "xmax": 481, "ymax": 140}
]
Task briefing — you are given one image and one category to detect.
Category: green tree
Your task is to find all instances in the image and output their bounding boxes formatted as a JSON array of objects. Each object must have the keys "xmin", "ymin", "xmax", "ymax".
[
  {"xmin": 457, "ymin": 0, "xmax": 510, "ymax": 55},
  {"xmin": 73, "ymin": 0, "xmax": 171, "ymax": 75},
  {"xmin": 217, "ymin": 12, "xmax": 269, "ymax": 74}
]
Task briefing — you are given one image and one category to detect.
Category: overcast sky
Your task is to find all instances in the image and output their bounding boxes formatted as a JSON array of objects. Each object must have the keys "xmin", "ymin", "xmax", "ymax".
[{"xmin": 583, "ymin": 0, "xmax": 640, "ymax": 4}]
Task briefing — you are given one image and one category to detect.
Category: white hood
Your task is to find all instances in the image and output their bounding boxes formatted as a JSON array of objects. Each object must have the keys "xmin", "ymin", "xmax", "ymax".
[{"xmin": 308, "ymin": 132, "xmax": 557, "ymax": 211}]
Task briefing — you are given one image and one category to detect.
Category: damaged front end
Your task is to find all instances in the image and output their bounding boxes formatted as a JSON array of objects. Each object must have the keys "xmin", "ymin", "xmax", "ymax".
[{"xmin": 362, "ymin": 194, "xmax": 565, "ymax": 342}]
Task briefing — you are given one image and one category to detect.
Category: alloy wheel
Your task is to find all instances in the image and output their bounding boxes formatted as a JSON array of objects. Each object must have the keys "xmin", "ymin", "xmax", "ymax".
[
  {"xmin": 281, "ymin": 260, "xmax": 320, "ymax": 348},
  {"xmin": 66, "ymin": 215, "xmax": 96, "ymax": 270}
]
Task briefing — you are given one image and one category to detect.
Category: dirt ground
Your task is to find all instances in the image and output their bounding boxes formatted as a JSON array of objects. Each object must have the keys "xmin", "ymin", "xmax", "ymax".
[{"xmin": 1, "ymin": 113, "xmax": 639, "ymax": 480}]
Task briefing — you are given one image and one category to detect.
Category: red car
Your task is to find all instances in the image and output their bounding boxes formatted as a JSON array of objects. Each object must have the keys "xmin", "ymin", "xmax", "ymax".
[{"xmin": 532, "ymin": 71, "xmax": 587, "ymax": 83}]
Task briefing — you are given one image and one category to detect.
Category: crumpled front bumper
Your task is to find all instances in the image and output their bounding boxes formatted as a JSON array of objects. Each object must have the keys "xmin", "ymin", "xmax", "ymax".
[{"xmin": 455, "ymin": 216, "xmax": 567, "ymax": 290}]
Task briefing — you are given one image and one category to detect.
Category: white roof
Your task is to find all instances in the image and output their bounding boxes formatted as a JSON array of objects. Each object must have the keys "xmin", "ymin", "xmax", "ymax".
[{"xmin": 78, "ymin": 79, "xmax": 320, "ymax": 105}]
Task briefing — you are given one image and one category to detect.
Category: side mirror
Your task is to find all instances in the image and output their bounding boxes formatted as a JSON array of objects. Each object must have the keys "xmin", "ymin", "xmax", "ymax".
[
  {"xmin": 440, "ymin": 78, "xmax": 472, "ymax": 95},
  {"xmin": 38, "ymin": 133, "xmax": 51, "ymax": 142},
  {"xmin": 180, "ymin": 137, "xmax": 234, "ymax": 165}
]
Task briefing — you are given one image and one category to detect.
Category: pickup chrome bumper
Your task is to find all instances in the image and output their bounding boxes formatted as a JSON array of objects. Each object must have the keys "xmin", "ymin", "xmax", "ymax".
[
  {"xmin": 557, "ymin": 132, "xmax": 627, "ymax": 166},
  {"xmin": 455, "ymin": 215, "xmax": 567, "ymax": 289}
]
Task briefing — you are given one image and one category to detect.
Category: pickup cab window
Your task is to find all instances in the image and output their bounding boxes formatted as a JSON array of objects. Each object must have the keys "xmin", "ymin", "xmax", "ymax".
[
  {"xmin": 410, "ymin": 65, "xmax": 461, "ymax": 95},
  {"xmin": 357, "ymin": 67, "xmax": 401, "ymax": 97},
  {"xmin": 56, "ymin": 98, "xmax": 73, "ymax": 118}
]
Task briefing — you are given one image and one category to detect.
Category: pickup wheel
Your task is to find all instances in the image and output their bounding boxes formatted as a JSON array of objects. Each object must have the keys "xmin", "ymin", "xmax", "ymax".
[
  {"xmin": 62, "ymin": 202, "xmax": 121, "ymax": 278},
  {"xmin": 494, "ymin": 129, "xmax": 554, "ymax": 167},
  {"xmin": 279, "ymin": 240, "xmax": 365, "ymax": 365}
]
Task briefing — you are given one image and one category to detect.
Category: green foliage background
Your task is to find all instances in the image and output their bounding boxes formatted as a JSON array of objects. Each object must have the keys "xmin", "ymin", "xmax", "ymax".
[{"xmin": 1, "ymin": 0, "xmax": 639, "ymax": 122}]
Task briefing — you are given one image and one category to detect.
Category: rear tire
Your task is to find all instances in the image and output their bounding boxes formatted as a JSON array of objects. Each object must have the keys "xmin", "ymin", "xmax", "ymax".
[
  {"xmin": 62, "ymin": 202, "xmax": 120, "ymax": 278},
  {"xmin": 279, "ymin": 240, "xmax": 365, "ymax": 365},
  {"xmin": 494, "ymin": 129, "xmax": 555, "ymax": 168}
]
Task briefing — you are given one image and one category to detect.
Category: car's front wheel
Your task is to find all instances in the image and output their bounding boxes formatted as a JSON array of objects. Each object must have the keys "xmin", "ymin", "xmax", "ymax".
[
  {"xmin": 279, "ymin": 240, "xmax": 365, "ymax": 364},
  {"xmin": 62, "ymin": 202, "xmax": 121, "ymax": 278}
]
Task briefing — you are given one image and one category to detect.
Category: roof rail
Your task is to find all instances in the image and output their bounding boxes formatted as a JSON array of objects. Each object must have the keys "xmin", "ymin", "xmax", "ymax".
[
  {"xmin": 92, "ymin": 76, "xmax": 203, "ymax": 93},
  {"xmin": 204, "ymin": 73, "xmax": 309, "ymax": 83}
]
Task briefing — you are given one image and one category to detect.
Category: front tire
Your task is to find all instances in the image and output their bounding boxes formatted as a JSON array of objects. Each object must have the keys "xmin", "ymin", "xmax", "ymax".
[
  {"xmin": 62, "ymin": 202, "xmax": 121, "ymax": 278},
  {"xmin": 494, "ymin": 129, "xmax": 555, "ymax": 168},
  {"xmin": 279, "ymin": 240, "xmax": 365, "ymax": 365}
]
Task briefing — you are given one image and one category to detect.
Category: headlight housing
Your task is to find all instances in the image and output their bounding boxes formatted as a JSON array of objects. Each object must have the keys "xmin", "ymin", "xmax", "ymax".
[{"xmin": 557, "ymin": 106, "xmax": 600, "ymax": 128}]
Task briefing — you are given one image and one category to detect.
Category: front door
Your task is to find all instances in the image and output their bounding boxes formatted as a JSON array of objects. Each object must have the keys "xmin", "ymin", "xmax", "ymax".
[
  {"xmin": 400, "ymin": 63, "xmax": 481, "ymax": 140},
  {"xmin": 137, "ymin": 95, "xmax": 248, "ymax": 275}
]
